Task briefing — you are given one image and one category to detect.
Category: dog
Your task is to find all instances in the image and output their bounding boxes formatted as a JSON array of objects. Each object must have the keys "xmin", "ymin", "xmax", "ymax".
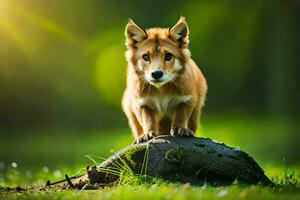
[{"xmin": 122, "ymin": 17, "xmax": 207, "ymax": 143}]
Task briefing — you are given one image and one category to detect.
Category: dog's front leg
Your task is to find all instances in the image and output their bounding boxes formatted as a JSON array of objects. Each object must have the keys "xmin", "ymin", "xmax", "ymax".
[
  {"xmin": 135, "ymin": 106, "xmax": 157, "ymax": 143},
  {"xmin": 170, "ymin": 103, "xmax": 194, "ymax": 136}
]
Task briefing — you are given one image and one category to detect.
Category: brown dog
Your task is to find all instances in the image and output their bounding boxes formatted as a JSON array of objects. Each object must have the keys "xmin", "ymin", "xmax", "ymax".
[{"xmin": 122, "ymin": 17, "xmax": 207, "ymax": 143}]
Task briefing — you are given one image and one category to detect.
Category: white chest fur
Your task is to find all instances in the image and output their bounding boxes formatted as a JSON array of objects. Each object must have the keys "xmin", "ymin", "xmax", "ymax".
[{"xmin": 137, "ymin": 95, "xmax": 192, "ymax": 112}]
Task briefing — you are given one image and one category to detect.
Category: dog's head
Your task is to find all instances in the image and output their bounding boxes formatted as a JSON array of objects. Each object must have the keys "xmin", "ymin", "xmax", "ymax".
[{"xmin": 125, "ymin": 17, "xmax": 191, "ymax": 88}]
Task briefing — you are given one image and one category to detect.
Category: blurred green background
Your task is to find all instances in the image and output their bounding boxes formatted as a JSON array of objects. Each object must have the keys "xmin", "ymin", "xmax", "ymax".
[{"xmin": 0, "ymin": 0, "xmax": 299, "ymax": 186}]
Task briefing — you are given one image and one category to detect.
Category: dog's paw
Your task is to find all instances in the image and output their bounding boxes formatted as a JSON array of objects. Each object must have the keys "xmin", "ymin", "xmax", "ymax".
[
  {"xmin": 170, "ymin": 127, "xmax": 194, "ymax": 137},
  {"xmin": 134, "ymin": 132, "xmax": 155, "ymax": 144}
]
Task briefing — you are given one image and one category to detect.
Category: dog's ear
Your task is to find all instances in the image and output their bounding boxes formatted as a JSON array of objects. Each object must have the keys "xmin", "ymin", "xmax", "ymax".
[
  {"xmin": 169, "ymin": 16, "xmax": 189, "ymax": 48},
  {"xmin": 125, "ymin": 19, "xmax": 147, "ymax": 49}
]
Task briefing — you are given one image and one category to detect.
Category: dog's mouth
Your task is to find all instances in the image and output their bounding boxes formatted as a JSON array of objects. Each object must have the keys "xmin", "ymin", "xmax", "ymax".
[
  {"xmin": 148, "ymin": 79, "xmax": 168, "ymax": 88},
  {"xmin": 150, "ymin": 80, "xmax": 163, "ymax": 88}
]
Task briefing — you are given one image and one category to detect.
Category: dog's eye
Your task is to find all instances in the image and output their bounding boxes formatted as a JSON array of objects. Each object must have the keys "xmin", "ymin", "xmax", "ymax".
[
  {"xmin": 165, "ymin": 53, "xmax": 173, "ymax": 61},
  {"xmin": 142, "ymin": 54, "xmax": 150, "ymax": 62}
]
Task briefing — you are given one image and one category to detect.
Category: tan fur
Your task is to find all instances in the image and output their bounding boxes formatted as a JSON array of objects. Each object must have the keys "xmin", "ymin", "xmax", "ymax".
[{"xmin": 122, "ymin": 17, "xmax": 207, "ymax": 143}]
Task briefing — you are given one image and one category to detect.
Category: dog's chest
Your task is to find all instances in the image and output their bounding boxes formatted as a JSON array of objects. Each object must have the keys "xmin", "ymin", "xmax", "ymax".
[{"xmin": 137, "ymin": 95, "xmax": 192, "ymax": 112}]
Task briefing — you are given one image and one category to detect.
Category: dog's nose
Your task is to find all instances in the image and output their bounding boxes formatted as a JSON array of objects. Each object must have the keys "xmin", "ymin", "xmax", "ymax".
[{"xmin": 151, "ymin": 70, "xmax": 163, "ymax": 80}]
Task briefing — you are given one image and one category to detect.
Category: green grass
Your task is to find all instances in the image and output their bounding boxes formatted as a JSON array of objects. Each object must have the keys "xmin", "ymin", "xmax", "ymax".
[
  {"xmin": 0, "ymin": 115, "xmax": 300, "ymax": 199},
  {"xmin": 1, "ymin": 173, "xmax": 300, "ymax": 200}
]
